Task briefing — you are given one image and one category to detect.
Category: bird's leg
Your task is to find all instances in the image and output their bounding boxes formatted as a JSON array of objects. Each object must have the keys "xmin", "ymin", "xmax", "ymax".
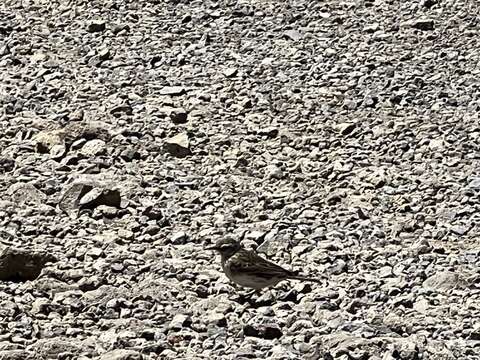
[
  {"xmin": 230, "ymin": 283, "xmax": 244, "ymax": 301},
  {"xmin": 245, "ymin": 289, "xmax": 261, "ymax": 298},
  {"xmin": 235, "ymin": 289, "xmax": 261, "ymax": 304},
  {"xmin": 239, "ymin": 289, "xmax": 255, "ymax": 301}
]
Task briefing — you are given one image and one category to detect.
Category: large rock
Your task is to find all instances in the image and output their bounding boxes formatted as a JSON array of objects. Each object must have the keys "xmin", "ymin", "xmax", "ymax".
[
  {"xmin": 0, "ymin": 247, "xmax": 56, "ymax": 281},
  {"xmin": 7, "ymin": 182, "xmax": 46, "ymax": 205},
  {"xmin": 422, "ymin": 272, "xmax": 463, "ymax": 292}
]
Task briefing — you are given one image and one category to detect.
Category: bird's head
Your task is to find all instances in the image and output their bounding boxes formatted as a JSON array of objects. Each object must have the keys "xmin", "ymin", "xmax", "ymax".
[{"xmin": 205, "ymin": 237, "xmax": 242, "ymax": 258}]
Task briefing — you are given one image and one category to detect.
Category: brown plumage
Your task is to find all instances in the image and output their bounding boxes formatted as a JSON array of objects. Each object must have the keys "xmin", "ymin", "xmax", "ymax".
[{"xmin": 206, "ymin": 237, "xmax": 321, "ymax": 291}]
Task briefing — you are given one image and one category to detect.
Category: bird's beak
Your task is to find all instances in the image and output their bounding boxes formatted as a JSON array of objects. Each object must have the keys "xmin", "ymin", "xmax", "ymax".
[{"xmin": 205, "ymin": 245, "xmax": 219, "ymax": 251}]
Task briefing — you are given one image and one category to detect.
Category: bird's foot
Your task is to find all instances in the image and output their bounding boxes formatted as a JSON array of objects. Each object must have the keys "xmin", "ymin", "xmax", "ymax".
[{"xmin": 233, "ymin": 289, "xmax": 262, "ymax": 305}]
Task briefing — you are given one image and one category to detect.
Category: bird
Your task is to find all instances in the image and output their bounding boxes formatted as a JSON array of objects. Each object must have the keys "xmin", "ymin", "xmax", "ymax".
[{"xmin": 206, "ymin": 237, "xmax": 322, "ymax": 292}]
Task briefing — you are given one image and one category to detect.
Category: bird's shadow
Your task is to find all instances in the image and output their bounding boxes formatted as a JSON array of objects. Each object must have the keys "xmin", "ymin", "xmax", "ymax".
[{"xmin": 232, "ymin": 288, "xmax": 299, "ymax": 307}]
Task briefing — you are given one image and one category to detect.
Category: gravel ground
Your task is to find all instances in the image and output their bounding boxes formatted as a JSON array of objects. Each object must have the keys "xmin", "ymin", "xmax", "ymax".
[{"xmin": 1, "ymin": 0, "xmax": 480, "ymax": 359}]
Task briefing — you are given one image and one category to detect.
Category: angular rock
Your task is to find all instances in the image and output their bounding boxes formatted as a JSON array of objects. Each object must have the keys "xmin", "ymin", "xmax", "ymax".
[
  {"xmin": 169, "ymin": 314, "xmax": 191, "ymax": 330},
  {"xmin": 111, "ymin": 23, "xmax": 130, "ymax": 35},
  {"xmin": 98, "ymin": 47, "xmax": 111, "ymax": 61},
  {"xmin": 33, "ymin": 129, "xmax": 66, "ymax": 154},
  {"xmin": 87, "ymin": 20, "xmax": 106, "ymax": 33},
  {"xmin": 450, "ymin": 224, "xmax": 470, "ymax": 236},
  {"xmin": 164, "ymin": 133, "xmax": 191, "ymax": 158},
  {"xmin": 265, "ymin": 164, "xmax": 284, "ymax": 180},
  {"xmin": 207, "ymin": 312, "xmax": 227, "ymax": 327},
  {"xmin": 59, "ymin": 176, "xmax": 124, "ymax": 215},
  {"xmin": 110, "ymin": 104, "xmax": 133, "ymax": 116},
  {"xmin": 28, "ymin": 338, "xmax": 88, "ymax": 359},
  {"xmin": 243, "ymin": 321, "xmax": 282, "ymax": 340},
  {"xmin": 170, "ymin": 231, "xmax": 188, "ymax": 244}
]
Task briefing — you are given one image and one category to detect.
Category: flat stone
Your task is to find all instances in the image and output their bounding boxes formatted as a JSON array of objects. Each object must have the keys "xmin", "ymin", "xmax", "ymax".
[
  {"xmin": 423, "ymin": 271, "xmax": 460, "ymax": 292},
  {"xmin": 59, "ymin": 178, "xmax": 122, "ymax": 215},
  {"xmin": 80, "ymin": 139, "xmax": 106, "ymax": 156},
  {"xmin": 412, "ymin": 19, "xmax": 434, "ymax": 30},
  {"xmin": 284, "ymin": 29, "xmax": 303, "ymax": 41},
  {"xmin": 159, "ymin": 86, "xmax": 186, "ymax": 96},
  {"xmin": 450, "ymin": 225, "xmax": 470, "ymax": 236},
  {"xmin": 223, "ymin": 67, "xmax": 238, "ymax": 77},
  {"xmin": 111, "ymin": 23, "xmax": 130, "ymax": 35},
  {"xmin": 337, "ymin": 123, "xmax": 356, "ymax": 135}
]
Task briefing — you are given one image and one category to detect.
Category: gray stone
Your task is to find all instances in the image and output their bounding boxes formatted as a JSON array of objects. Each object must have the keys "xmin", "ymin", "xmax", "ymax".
[
  {"xmin": 468, "ymin": 177, "xmax": 480, "ymax": 189},
  {"xmin": 243, "ymin": 321, "xmax": 282, "ymax": 339},
  {"xmin": 265, "ymin": 164, "xmax": 284, "ymax": 179},
  {"xmin": 450, "ymin": 225, "xmax": 470, "ymax": 236},
  {"xmin": 164, "ymin": 133, "xmax": 191, "ymax": 158},
  {"xmin": 7, "ymin": 182, "xmax": 46, "ymax": 205},
  {"xmin": 284, "ymin": 29, "xmax": 303, "ymax": 41},
  {"xmin": 98, "ymin": 349, "xmax": 143, "ymax": 360},
  {"xmin": 223, "ymin": 67, "xmax": 238, "ymax": 77},
  {"xmin": 80, "ymin": 139, "xmax": 106, "ymax": 157},
  {"xmin": 423, "ymin": 272, "xmax": 461, "ymax": 292},
  {"xmin": 59, "ymin": 176, "xmax": 125, "ymax": 215},
  {"xmin": 171, "ymin": 231, "xmax": 188, "ymax": 244},
  {"xmin": 169, "ymin": 314, "xmax": 191, "ymax": 330},
  {"xmin": 207, "ymin": 312, "xmax": 227, "ymax": 327},
  {"xmin": 159, "ymin": 86, "xmax": 186, "ymax": 96}
]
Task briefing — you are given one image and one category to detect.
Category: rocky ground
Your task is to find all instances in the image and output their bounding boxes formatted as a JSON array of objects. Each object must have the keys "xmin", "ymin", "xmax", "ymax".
[{"xmin": 1, "ymin": 0, "xmax": 480, "ymax": 359}]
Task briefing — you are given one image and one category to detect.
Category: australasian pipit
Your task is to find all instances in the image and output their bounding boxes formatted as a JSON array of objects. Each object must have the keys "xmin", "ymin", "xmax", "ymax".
[{"xmin": 206, "ymin": 237, "xmax": 321, "ymax": 292}]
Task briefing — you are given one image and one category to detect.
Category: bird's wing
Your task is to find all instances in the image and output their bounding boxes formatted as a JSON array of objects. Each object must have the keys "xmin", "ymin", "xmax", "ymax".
[{"xmin": 228, "ymin": 250, "xmax": 292, "ymax": 279}]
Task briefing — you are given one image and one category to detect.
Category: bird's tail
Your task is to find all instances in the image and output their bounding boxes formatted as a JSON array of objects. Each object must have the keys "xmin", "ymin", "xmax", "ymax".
[{"xmin": 288, "ymin": 275, "xmax": 323, "ymax": 284}]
